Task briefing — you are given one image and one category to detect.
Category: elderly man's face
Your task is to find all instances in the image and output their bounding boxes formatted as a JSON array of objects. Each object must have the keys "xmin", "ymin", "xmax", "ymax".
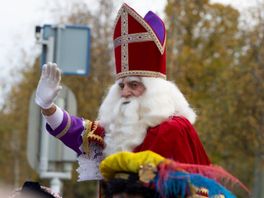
[{"xmin": 118, "ymin": 77, "xmax": 146, "ymax": 99}]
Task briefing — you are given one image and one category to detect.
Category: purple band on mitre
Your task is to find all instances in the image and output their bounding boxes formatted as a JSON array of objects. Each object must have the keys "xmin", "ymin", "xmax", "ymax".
[{"xmin": 144, "ymin": 11, "xmax": 166, "ymax": 44}]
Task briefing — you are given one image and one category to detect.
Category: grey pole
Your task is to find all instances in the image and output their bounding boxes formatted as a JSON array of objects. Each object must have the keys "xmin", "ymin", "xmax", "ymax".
[
  {"xmin": 39, "ymin": 35, "xmax": 55, "ymax": 175},
  {"xmin": 50, "ymin": 177, "xmax": 63, "ymax": 194}
]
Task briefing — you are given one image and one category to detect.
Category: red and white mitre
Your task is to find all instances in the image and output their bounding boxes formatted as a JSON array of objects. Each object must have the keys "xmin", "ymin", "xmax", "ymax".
[{"xmin": 113, "ymin": 3, "xmax": 167, "ymax": 79}]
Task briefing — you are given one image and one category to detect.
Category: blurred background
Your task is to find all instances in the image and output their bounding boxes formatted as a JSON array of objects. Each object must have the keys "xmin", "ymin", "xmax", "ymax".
[{"xmin": 0, "ymin": 0, "xmax": 263, "ymax": 197}]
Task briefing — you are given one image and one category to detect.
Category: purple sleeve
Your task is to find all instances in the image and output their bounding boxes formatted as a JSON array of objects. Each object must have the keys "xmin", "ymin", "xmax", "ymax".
[{"xmin": 46, "ymin": 111, "xmax": 84, "ymax": 155}]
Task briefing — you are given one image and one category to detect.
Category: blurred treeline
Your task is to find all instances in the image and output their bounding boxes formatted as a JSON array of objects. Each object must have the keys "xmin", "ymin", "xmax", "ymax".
[{"xmin": 0, "ymin": 0, "xmax": 263, "ymax": 197}]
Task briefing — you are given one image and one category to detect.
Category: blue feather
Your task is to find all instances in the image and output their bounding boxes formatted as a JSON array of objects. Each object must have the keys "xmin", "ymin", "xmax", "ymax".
[{"xmin": 153, "ymin": 171, "xmax": 236, "ymax": 198}]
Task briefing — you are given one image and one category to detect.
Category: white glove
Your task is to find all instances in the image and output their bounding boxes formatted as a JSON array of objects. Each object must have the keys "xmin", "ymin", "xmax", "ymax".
[{"xmin": 35, "ymin": 62, "xmax": 62, "ymax": 109}]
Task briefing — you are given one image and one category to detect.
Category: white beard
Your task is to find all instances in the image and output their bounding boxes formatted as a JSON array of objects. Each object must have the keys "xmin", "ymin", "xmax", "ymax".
[
  {"xmin": 98, "ymin": 77, "xmax": 196, "ymax": 156},
  {"xmin": 99, "ymin": 93, "xmax": 149, "ymax": 156}
]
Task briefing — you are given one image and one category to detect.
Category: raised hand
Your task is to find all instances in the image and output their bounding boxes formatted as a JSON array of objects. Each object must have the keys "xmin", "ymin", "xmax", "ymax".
[{"xmin": 35, "ymin": 62, "xmax": 62, "ymax": 109}]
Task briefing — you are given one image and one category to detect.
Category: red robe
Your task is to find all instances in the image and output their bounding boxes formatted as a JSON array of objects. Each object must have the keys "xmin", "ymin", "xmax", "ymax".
[
  {"xmin": 133, "ymin": 116, "xmax": 210, "ymax": 165},
  {"xmin": 47, "ymin": 112, "xmax": 210, "ymax": 166}
]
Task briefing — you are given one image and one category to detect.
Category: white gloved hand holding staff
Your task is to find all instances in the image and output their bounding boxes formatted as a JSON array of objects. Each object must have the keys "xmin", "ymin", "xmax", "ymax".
[{"xmin": 35, "ymin": 62, "xmax": 62, "ymax": 109}]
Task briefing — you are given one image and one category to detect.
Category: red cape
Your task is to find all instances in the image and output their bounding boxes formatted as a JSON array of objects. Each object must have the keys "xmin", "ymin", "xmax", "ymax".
[{"xmin": 133, "ymin": 116, "xmax": 210, "ymax": 165}]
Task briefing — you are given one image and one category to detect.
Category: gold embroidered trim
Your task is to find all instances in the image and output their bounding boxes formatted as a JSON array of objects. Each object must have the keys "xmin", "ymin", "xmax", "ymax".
[
  {"xmin": 116, "ymin": 70, "xmax": 166, "ymax": 80},
  {"xmin": 121, "ymin": 8, "xmax": 129, "ymax": 72},
  {"xmin": 56, "ymin": 112, "xmax": 71, "ymax": 139},
  {"xmin": 88, "ymin": 121, "xmax": 104, "ymax": 144},
  {"xmin": 82, "ymin": 120, "xmax": 93, "ymax": 154},
  {"xmin": 88, "ymin": 133, "xmax": 104, "ymax": 143},
  {"xmin": 82, "ymin": 120, "xmax": 104, "ymax": 155},
  {"xmin": 113, "ymin": 4, "xmax": 166, "ymax": 55},
  {"xmin": 114, "ymin": 32, "xmax": 153, "ymax": 48}
]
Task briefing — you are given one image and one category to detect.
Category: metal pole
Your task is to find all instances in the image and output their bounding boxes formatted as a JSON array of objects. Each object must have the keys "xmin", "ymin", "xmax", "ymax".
[
  {"xmin": 50, "ymin": 177, "xmax": 62, "ymax": 194},
  {"xmin": 47, "ymin": 37, "xmax": 54, "ymax": 63},
  {"xmin": 39, "ymin": 118, "xmax": 49, "ymax": 174},
  {"xmin": 39, "ymin": 35, "xmax": 55, "ymax": 174}
]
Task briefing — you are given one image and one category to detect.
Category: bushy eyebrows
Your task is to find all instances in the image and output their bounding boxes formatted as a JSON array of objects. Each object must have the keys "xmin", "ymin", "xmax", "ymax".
[
  {"xmin": 118, "ymin": 77, "xmax": 142, "ymax": 83},
  {"xmin": 126, "ymin": 76, "xmax": 142, "ymax": 82},
  {"xmin": 127, "ymin": 81, "xmax": 143, "ymax": 86},
  {"xmin": 116, "ymin": 77, "xmax": 143, "ymax": 89}
]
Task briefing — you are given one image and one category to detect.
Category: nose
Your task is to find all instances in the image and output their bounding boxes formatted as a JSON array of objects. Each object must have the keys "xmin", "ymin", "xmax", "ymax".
[{"xmin": 121, "ymin": 85, "xmax": 132, "ymax": 98}]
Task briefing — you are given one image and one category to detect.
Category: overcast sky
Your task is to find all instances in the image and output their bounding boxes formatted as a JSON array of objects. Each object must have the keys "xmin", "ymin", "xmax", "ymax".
[{"xmin": 0, "ymin": 0, "xmax": 259, "ymax": 107}]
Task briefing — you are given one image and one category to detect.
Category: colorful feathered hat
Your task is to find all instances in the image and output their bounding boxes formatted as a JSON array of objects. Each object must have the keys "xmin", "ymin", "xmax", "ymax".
[
  {"xmin": 100, "ymin": 151, "xmax": 249, "ymax": 198},
  {"xmin": 113, "ymin": 4, "xmax": 167, "ymax": 79}
]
